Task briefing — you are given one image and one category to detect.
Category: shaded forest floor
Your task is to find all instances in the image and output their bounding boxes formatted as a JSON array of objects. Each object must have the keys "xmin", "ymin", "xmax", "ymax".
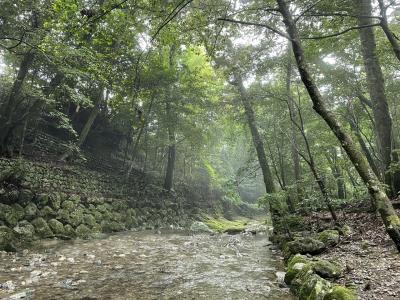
[{"xmin": 307, "ymin": 210, "xmax": 400, "ymax": 299}]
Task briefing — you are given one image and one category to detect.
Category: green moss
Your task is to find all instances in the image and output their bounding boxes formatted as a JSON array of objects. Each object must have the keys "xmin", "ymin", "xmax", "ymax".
[
  {"xmin": 76, "ymin": 224, "xmax": 91, "ymax": 239},
  {"xmin": 31, "ymin": 218, "xmax": 53, "ymax": 238},
  {"xmin": 285, "ymin": 254, "xmax": 312, "ymax": 285},
  {"xmin": 317, "ymin": 230, "xmax": 340, "ymax": 248},
  {"xmin": 24, "ymin": 203, "xmax": 38, "ymax": 220},
  {"xmin": 203, "ymin": 217, "xmax": 247, "ymax": 233},
  {"xmin": 312, "ymin": 260, "xmax": 343, "ymax": 279},
  {"xmin": 48, "ymin": 219, "xmax": 65, "ymax": 235},
  {"xmin": 286, "ymin": 237, "xmax": 326, "ymax": 256},
  {"xmin": 323, "ymin": 286, "xmax": 356, "ymax": 300},
  {"xmin": 298, "ymin": 273, "xmax": 331, "ymax": 300}
]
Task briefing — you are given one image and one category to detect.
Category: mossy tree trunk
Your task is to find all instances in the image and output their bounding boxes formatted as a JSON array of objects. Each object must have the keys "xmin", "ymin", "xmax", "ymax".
[
  {"xmin": 277, "ymin": 0, "xmax": 400, "ymax": 251},
  {"xmin": 356, "ymin": 0, "xmax": 393, "ymax": 191}
]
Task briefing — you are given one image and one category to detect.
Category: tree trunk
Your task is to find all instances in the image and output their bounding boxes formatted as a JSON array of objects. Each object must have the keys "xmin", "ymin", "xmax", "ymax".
[
  {"xmin": 163, "ymin": 46, "xmax": 177, "ymax": 191},
  {"xmin": 378, "ymin": 0, "xmax": 400, "ymax": 62},
  {"xmin": 0, "ymin": 51, "xmax": 35, "ymax": 154},
  {"xmin": 356, "ymin": 0, "xmax": 393, "ymax": 188},
  {"xmin": 287, "ymin": 50, "xmax": 302, "ymax": 201},
  {"xmin": 163, "ymin": 101, "xmax": 176, "ymax": 191},
  {"xmin": 277, "ymin": 0, "xmax": 400, "ymax": 251},
  {"xmin": 234, "ymin": 73, "xmax": 275, "ymax": 194}
]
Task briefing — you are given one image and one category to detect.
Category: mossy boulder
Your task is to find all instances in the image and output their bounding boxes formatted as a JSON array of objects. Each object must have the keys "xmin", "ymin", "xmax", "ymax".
[
  {"xmin": 92, "ymin": 210, "xmax": 103, "ymax": 222},
  {"xmin": 48, "ymin": 193, "xmax": 61, "ymax": 210},
  {"xmin": 18, "ymin": 189, "xmax": 33, "ymax": 206},
  {"xmin": 83, "ymin": 214, "xmax": 96, "ymax": 227},
  {"xmin": 24, "ymin": 203, "xmax": 38, "ymax": 220},
  {"xmin": 312, "ymin": 259, "xmax": 343, "ymax": 279},
  {"xmin": 285, "ymin": 254, "xmax": 312, "ymax": 285},
  {"xmin": 69, "ymin": 194, "xmax": 81, "ymax": 204},
  {"xmin": 48, "ymin": 219, "xmax": 65, "ymax": 235},
  {"xmin": 190, "ymin": 221, "xmax": 213, "ymax": 233},
  {"xmin": 61, "ymin": 200, "xmax": 75, "ymax": 212},
  {"xmin": 0, "ymin": 203, "xmax": 20, "ymax": 226},
  {"xmin": 101, "ymin": 220, "xmax": 125, "ymax": 233},
  {"xmin": 298, "ymin": 273, "xmax": 332, "ymax": 300},
  {"xmin": 39, "ymin": 206, "xmax": 56, "ymax": 218},
  {"xmin": 12, "ymin": 203, "xmax": 25, "ymax": 221},
  {"xmin": 0, "ymin": 226, "xmax": 17, "ymax": 251},
  {"xmin": 63, "ymin": 224, "xmax": 76, "ymax": 238},
  {"xmin": 317, "ymin": 230, "xmax": 340, "ymax": 248},
  {"xmin": 13, "ymin": 221, "xmax": 35, "ymax": 241},
  {"xmin": 31, "ymin": 218, "xmax": 53, "ymax": 238},
  {"xmin": 56, "ymin": 209, "xmax": 70, "ymax": 224},
  {"xmin": 76, "ymin": 224, "xmax": 91, "ymax": 239},
  {"xmin": 69, "ymin": 209, "xmax": 84, "ymax": 227},
  {"xmin": 285, "ymin": 237, "xmax": 326, "ymax": 257},
  {"xmin": 323, "ymin": 286, "xmax": 356, "ymax": 300},
  {"xmin": 339, "ymin": 225, "xmax": 352, "ymax": 238},
  {"xmin": 35, "ymin": 193, "xmax": 49, "ymax": 208}
]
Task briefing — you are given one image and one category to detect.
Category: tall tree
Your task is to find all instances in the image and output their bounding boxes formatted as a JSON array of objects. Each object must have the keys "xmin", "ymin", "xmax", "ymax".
[{"xmin": 276, "ymin": 0, "xmax": 400, "ymax": 251}]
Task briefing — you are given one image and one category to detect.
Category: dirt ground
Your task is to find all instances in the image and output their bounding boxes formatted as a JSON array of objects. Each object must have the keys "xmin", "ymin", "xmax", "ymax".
[{"xmin": 312, "ymin": 212, "xmax": 400, "ymax": 300}]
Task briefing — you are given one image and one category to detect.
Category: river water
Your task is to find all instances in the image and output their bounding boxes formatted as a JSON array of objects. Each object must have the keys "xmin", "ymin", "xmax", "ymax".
[{"xmin": 0, "ymin": 229, "xmax": 294, "ymax": 300}]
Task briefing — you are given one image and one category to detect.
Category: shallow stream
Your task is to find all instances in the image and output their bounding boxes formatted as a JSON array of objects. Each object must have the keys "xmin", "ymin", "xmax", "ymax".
[{"xmin": 0, "ymin": 228, "xmax": 294, "ymax": 300}]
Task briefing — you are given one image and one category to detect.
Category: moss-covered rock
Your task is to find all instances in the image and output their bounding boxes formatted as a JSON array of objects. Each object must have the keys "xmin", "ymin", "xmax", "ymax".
[
  {"xmin": 101, "ymin": 220, "xmax": 125, "ymax": 233},
  {"xmin": 61, "ymin": 200, "xmax": 75, "ymax": 212},
  {"xmin": 48, "ymin": 219, "xmax": 65, "ymax": 235},
  {"xmin": 39, "ymin": 206, "xmax": 56, "ymax": 218},
  {"xmin": 76, "ymin": 224, "xmax": 91, "ymax": 239},
  {"xmin": 63, "ymin": 224, "xmax": 76, "ymax": 237},
  {"xmin": 12, "ymin": 203, "xmax": 25, "ymax": 221},
  {"xmin": 190, "ymin": 221, "xmax": 213, "ymax": 233},
  {"xmin": 0, "ymin": 203, "xmax": 19, "ymax": 226},
  {"xmin": 13, "ymin": 221, "xmax": 35, "ymax": 241},
  {"xmin": 48, "ymin": 193, "xmax": 61, "ymax": 210},
  {"xmin": 285, "ymin": 237, "xmax": 326, "ymax": 256},
  {"xmin": 317, "ymin": 230, "xmax": 340, "ymax": 248},
  {"xmin": 323, "ymin": 286, "xmax": 356, "ymax": 300},
  {"xmin": 69, "ymin": 208, "xmax": 84, "ymax": 227},
  {"xmin": 24, "ymin": 203, "xmax": 38, "ymax": 220},
  {"xmin": 339, "ymin": 225, "xmax": 352, "ymax": 238},
  {"xmin": 18, "ymin": 189, "xmax": 33, "ymax": 206},
  {"xmin": 83, "ymin": 214, "xmax": 96, "ymax": 227},
  {"xmin": 31, "ymin": 217, "xmax": 53, "ymax": 238},
  {"xmin": 298, "ymin": 273, "xmax": 332, "ymax": 300},
  {"xmin": 312, "ymin": 259, "xmax": 343, "ymax": 279},
  {"xmin": 285, "ymin": 254, "xmax": 312, "ymax": 284},
  {"xmin": 35, "ymin": 193, "xmax": 49, "ymax": 208},
  {"xmin": 0, "ymin": 225, "xmax": 17, "ymax": 251},
  {"xmin": 56, "ymin": 208, "xmax": 70, "ymax": 224}
]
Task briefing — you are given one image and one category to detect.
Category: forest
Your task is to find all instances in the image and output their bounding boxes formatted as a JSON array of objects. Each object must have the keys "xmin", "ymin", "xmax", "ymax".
[{"xmin": 0, "ymin": 0, "xmax": 400, "ymax": 299}]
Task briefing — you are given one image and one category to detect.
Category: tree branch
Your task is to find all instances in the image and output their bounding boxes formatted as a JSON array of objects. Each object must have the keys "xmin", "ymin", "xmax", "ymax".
[
  {"xmin": 217, "ymin": 18, "xmax": 291, "ymax": 40},
  {"xmin": 302, "ymin": 23, "xmax": 381, "ymax": 40}
]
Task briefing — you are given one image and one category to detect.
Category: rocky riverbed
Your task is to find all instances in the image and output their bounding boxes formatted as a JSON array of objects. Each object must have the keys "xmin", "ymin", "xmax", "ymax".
[{"xmin": 0, "ymin": 228, "xmax": 293, "ymax": 300}]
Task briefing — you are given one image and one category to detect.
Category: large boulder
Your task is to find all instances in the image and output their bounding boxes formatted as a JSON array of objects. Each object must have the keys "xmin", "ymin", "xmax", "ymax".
[
  {"xmin": 285, "ymin": 254, "xmax": 312, "ymax": 285},
  {"xmin": 76, "ymin": 224, "xmax": 91, "ymax": 239},
  {"xmin": 24, "ymin": 203, "xmax": 38, "ymax": 220},
  {"xmin": 0, "ymin": 203, "xmax": 20, "ymax": 226},
  {"xmin": 0, "ymin": 226, "xmax": 17, "ymax": 252},
  {"xmin": 18, "ymin": 189, "xmax": 34, "ymax": 206},
  {"xmin": 312, "ymin": 259, "xmax": 343, "ymax": 279},
  {"xmin": 39, "ymin": 206, "xmax": 56, "ymax": 218},
  {"xmin": 285, "ymin": 237, "xmax": 326, "ymax": 257},
  {"xmin": 48, "ymin": 219, "xmax": 65, "ymax": 235},
  {"xmin": 323, "ymin": 286, "xmax": 356, "ymax": 300},
  {"xmin": 317, "ymin": 230, "xmax": 340, "ymax": 248},
  {"xmin": 297, "ymin": 273, "xmax": 332, "ymax": 300},
  {"xmin": 190, "ymin": 221, "xmax": 213, "ymax": 233},
  {"xmin": 31, "ymin": 218, "xmax": 53, "ymax": 238},
  {"xmin": 14, "ymin": 221, "xmax": 35, "ymax": 241}
]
